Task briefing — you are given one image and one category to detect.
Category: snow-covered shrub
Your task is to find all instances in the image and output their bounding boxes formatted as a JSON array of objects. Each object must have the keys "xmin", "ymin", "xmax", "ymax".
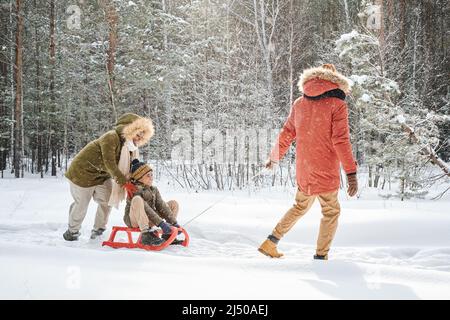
[{"xmin": 336, "ymin": 29, "xmax": 445, "ymax": 200}]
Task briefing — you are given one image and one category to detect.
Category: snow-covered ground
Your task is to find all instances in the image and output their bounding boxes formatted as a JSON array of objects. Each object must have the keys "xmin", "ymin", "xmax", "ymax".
[{"xmin": 0, "ymin": 176, "xmax": 449, "ymax": 299}]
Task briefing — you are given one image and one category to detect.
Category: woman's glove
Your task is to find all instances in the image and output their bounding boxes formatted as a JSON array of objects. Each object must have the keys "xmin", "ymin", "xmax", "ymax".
[{"xmin": 123, "ymin": 182, "xmax": 137, "ymax": 199}]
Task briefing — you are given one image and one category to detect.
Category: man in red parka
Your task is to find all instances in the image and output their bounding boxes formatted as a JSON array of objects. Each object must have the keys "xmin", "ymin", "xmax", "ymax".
[{"xmin": 258, "ymin": 64, "xmax": 358, "ymax": 260}]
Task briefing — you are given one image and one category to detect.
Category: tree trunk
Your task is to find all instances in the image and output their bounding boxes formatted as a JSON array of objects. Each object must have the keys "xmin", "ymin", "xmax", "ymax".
[
  {"xmin": 342, "ymin": 0, "xmax": 350, "ymax": 29},
  {"xmin": 49, "ymin": 0, "xmax": 57, "ymax": 176},
  {"xmin": 386, "ymin": 0, "xmax": 394, "ymax": 36},
  {"xmin": 98, "ymin": 0, "xmax": 118, "ymax": 124},
  {"xmin": 161, "ymin": 0, "xmax": 173, "ymax": 157},
  {"xmin": 374, "ymin": 166, "xmax": 381, "ymax": 188},
  {"xmin": 33, "ymin": 0, "xmax": 43, "ymax": 177},
  {"xmin": 13, "ymin": 0, "xmax": 23, "ymax": 178},
  {"xmin": 63, "ymin": 100, "xmax": 69, "ymax": 172},
  {"xmin": 375, "ymin": 0, "xmax": 385, "ymax": 50},
  {"xmin": 252, "ymin": 0, "xmax": 278, "ymax": 114},
  {"xmin": 0, "ymin": 3, "xmax": 9, "ymax": 176},
  {"xmin": 288, "ymin": 0, "xmax": 294, "ymax": 108},
  {"xmin": 9, "ymin": 0, "xmax": 14, "ymax": 174},
  {"xmin": 399, "ymin": 0, "xmax": 406, "ymax": 49}
]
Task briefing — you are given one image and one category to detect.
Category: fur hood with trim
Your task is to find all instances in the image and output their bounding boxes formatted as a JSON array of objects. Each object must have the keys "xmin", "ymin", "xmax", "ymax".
[
  {"xmin": 115, "ymin": 113, "xmax": 154, "ymax": 147},
  {"xmin": 298, "ymin": 65, "xmax": 351, "ymax": 97}
]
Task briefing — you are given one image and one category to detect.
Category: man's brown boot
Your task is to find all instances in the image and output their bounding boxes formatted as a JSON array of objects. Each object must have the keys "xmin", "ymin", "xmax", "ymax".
[{"xmin": 258, "ymin": 239, "xmax": 284, "ymax": 258}]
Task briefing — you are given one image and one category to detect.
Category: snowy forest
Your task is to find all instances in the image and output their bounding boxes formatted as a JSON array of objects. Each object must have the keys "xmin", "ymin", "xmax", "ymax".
[
  {"xmin": 1, "ymin": 0, "xmax": 450, "ymax": 301},
  {"xmin": 0, "ymin": 0, "xmax": 449, "ymax": 198}
]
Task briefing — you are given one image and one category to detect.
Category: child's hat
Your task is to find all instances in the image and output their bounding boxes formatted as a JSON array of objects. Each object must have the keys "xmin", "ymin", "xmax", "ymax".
[{"xmin": 130, "ymin": 159, "xmax": 152, "ymax": 181}]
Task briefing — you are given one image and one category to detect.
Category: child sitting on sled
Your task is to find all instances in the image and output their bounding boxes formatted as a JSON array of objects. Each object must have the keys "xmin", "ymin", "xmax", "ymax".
[{"xmin": 124, "ymin": 159, "xmax": 181, "ymax": 246}]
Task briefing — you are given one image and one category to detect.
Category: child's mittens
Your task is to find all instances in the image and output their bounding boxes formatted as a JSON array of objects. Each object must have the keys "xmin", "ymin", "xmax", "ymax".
[
  {"xmin": 172, "ymin": 222, "xmax": 180, "ymax": 228},
  {"xmin": 158, "ymin": 221, "xmax": 173, "ymax": 234},
  {"xmin": 171, "ymin": 222, "xmax": 182, "ymax": 234}
]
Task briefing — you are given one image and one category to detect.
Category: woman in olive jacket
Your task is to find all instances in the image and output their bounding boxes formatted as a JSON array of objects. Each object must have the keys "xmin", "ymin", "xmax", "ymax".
[{"xmin": 63, "ymin": 113, "xmax": 154, "ymax": 241}]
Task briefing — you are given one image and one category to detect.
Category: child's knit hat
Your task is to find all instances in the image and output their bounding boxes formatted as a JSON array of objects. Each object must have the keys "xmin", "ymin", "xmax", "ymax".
[{"xmin": 130, "ymin": 159, "xmax": 152, "ymax": 181}]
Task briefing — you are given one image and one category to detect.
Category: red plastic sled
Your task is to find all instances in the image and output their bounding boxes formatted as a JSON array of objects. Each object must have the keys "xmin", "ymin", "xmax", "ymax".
[{"xmin": 102, "ymin": 226, "xmax": 190, "ymax": 251}]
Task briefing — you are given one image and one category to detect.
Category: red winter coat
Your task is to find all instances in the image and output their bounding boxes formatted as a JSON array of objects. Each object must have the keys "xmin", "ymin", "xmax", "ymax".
[{"xmin": 270, "ymin": 66, "xmax": 357, "ymax": 195}]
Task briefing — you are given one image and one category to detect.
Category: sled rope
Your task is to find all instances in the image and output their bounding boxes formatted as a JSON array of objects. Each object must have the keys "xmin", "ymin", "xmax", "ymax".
[
  {"xmin": 183, "ymin": 168, "xmax": 270, "ymax": 226},
  {"xmin": 183, "ymin": 195, "xmax": 229, "ymax": 226}
]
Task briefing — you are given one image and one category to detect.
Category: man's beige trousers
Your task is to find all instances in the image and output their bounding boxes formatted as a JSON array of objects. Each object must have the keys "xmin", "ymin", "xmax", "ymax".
[{"xmin": 272, "ymin": 189, "xmax": 341, "ymax": 256}]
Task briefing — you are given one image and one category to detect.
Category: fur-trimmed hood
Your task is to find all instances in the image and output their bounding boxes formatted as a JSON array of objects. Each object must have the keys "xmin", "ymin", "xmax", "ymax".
[
  {"xmin": 298, "ymin": 65, "xmax": 351, "ymax": 97},
  {"xmin": 115, "ymin": 113, "xmax": 154, "ymax": 147}
]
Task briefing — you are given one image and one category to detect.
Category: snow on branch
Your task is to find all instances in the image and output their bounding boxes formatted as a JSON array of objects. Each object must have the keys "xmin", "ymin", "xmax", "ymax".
[{"xmin": 398, "ymin": 116, "xmax": 450, "ymax": 177}]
